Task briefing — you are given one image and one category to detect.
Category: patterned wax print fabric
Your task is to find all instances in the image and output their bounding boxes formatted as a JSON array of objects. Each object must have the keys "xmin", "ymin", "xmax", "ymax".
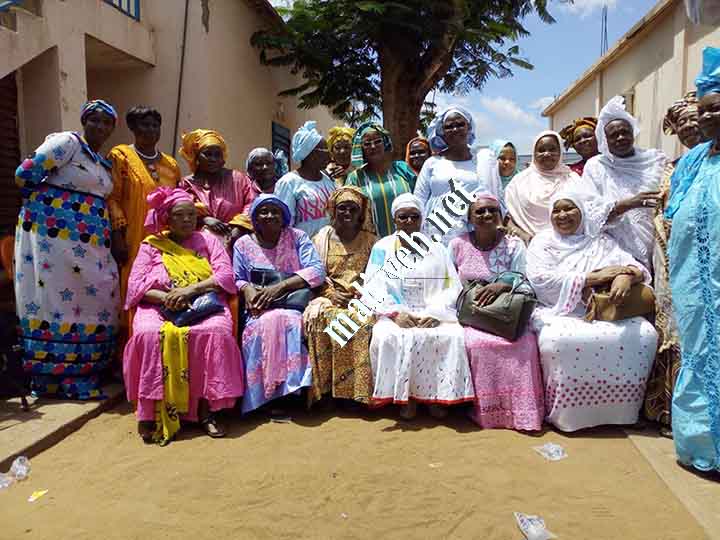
[
  {"xmin": 274, "ymin": 171, "xmax": 336, "ymax": 239},
  {"xmin": 305, "ymin": 226, "xmax": 377, "ymax": 404},
  {"xmin": 14, "ymin": 131, "xmax": 119, "ymax": 399},
  {"xmin": 344, "ymin": 160, "xmax": 416, "ymax": 238},
  {"xmin": 363, "ymin": 234, "xmax": 474, "ymax": 406},
  {"xmin": 449, "ymin": 233, "xmax": 544, "ymax": 430},
  {"xmin": 667, "ymin": 143, "xmax": 720, "ymax": 473},
  {"xmin": 123, "ymin": 230, "xmax": 244, "ymax": 423},
  {"xmin": 233, "ymin": 227, "xmax": 325, "ymax": 413}
]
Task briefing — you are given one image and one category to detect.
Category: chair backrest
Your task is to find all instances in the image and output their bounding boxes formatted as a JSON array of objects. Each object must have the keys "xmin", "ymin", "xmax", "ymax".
[{"xmin": 0, "ymin": 235, "xmax": 13, "ymax": 281}]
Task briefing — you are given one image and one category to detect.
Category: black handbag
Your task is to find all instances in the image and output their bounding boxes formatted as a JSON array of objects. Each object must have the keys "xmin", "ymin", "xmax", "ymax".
[
  {"xmin": 161, "ymin": 291, "xmax": 225, "ymax": 327},
  {"xmin": 456, "ymin": 271, "xmax": 537, "ymax": 341},
  {"xmin": 249, "ymin": 268, "xmax": 313, "ymax": 312}
]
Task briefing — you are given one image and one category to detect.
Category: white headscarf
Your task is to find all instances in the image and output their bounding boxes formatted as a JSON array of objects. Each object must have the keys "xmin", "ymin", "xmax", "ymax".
[
  {"xmin": 428, "ymin": 106, "xmax": 476, "ymax": 153},
  {"xmin": 391, "ymin": 193, "xmax": 424, "ymax": 218},
  {"xmin": 527, "ymin": 189, "xmax": 649, "ymax": 316},
  {"xmin": 504, "ymin": 130, "xmax": 581, "ymax": 236}
]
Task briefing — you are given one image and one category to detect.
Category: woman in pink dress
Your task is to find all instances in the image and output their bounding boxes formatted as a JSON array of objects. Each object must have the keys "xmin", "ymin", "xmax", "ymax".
[
  {"xmin": 449, "ymin": 194, "xmax": 545, "ymax": 431},
  {"xmin": 123, "ymin": 187, "xmax": 244, "ymax": 444}
]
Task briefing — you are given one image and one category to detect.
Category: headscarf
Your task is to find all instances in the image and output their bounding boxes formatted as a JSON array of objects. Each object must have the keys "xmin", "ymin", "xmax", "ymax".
[
  {"xmin": 663, "ymin": 92, "xmax": 699, "ymax": 135},
  {"xmin": 391, "ymin": 193, "xmax": 423, "ymax": 218},
  {"xmin": 327, "ymin": 126, "xmax": 355, "ymax": 157},
  {"xmin": 350, "ymin": 122, "xmax": 393, "ymax": 168},
  {"xmin": 291, "ymin": 121, "xmax": 323, "ymax": 163},
  {"xmin": 249, "ymin": 193, "xmax": 291, "ymax": 230},
  {"xmin": 428, "ymin": 106, "xmax": 476, "ymax": 154},
  {"xmin": 504, "ymin": 130, "xmax": 580, "ymax": 236},
  {"xmin": 327, "ymin": 186, "xmax": 374, "ymax": 233},
  {"xmin": 80, "ymin": 99, "xmax": 118, "ymax": 125},
  {"xmin": 245, "ymin": 147, "xmax": 289, "ymax": 178},
  {"xmin": 476, "ymin": 139, "xmax": 518, "ymax": 205},
  {"xmin": 695, "ymin": 46, "xmax": 720, "ymax": 98},
  {"xmin": 559, "ymin": 117, "xmax": 598, "ymax": 150},
  {"xmin": 144, "ymin": 187, "xmax": 195, "ymax": 234},
  {"xmin": 179, "ymin": 129, "xmax": 227, "ymax": 173},
  {"xmin": 595, "ymin": 96, "xmax": 639, "ymax": 158},
  {"xmin": 470, "ymin": 191, "xmax": 506, "ymax": 220},
  {"xmin": 404, "ymin": 136, "xmax": 431, "ymax": 173}
]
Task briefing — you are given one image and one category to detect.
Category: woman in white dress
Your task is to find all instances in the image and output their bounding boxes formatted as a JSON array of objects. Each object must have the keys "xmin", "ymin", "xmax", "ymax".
[
  {"xmin": 364, "ymin": 194, "xmax": 474, "ymax": 419},
  {"xmin": 526, "ymin": 190, "xmax": 658, "ymax": 432}
]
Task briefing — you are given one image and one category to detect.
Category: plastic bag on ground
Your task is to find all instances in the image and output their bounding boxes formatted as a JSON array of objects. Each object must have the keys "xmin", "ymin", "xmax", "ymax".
[
  {"xmin": 0, "ymin": 456, "xmax": 31, "ymax": 489},
  {"xmin": 514, "ymin": 512, "xmax": 557, "ymax": 540},
  {"xmin": 532, "ymin": 442, "xmax": 568, "ymax": 462}
]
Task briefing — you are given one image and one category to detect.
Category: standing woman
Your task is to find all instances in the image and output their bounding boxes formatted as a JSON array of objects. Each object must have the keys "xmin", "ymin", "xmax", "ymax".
[
  {"xmin": 476, "ymin": 139, "xmax": 519, "ymax": 207},
  {"xmin": 667, "ymin": 47, "xmax": 720, "ymax": 473},
  {"xmin": 14, "ymin": 100, "xmax": 120, "ymax": 399},
  {"xmin": 559, "ymin": 117, "xmax": 599, "ymax": 176},
  {"xmin": 345, "ymin": 122, "xmax": 416, "ymax": 237},
  {"xmin": 415, "ymin": 106, "xmax": 488, "ymax": 244},
  {"xmin": 325, "ymin": 126, "xmax": 355, "ymax": 185},
  {"xmin": 108, "ymin": 106, "xmax": 181, "ymax": 354},
  {"xmin": 405, "ymin": 135, "xmax": 431, "ymax": 175},
  {"xmin": 645, "ymin": 92, "xmax": 703, "ymax": 436},
  {"xmin": 505, "ymin": 131, "xmax": 580, "ymax": 244},
  {"xmin": 179, "ymin": 129, "xmax": 254, "ymax": 248},
  {"xmin": 275, "ymin": 121, "xmax": 336, "ymax": 239},
  {"xmin": 245, "ymin": 147, "xmax": 288, "ymax": 199}
]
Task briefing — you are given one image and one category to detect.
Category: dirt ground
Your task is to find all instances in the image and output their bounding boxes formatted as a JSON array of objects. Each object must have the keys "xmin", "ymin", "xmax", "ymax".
[{"xmin": 1, "ymin": 402, "xmax": 709, "ymax": 540}]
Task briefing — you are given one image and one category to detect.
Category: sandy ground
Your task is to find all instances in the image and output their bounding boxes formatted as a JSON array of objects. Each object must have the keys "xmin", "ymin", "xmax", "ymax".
[{"xmin": 1, "ymin": 402, "xmax": 709, "ymax": 540}]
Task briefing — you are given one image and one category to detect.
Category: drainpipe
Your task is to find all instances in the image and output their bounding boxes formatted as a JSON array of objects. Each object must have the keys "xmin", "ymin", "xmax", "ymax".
[{"xmin": 172, "ymin": 0, "xmax": 190, "ymax": 156}]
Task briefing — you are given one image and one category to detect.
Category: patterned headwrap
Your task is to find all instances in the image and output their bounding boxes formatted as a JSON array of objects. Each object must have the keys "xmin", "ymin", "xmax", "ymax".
[
  {"xmin": 404, "ymin": 136, "xmax": 430, "ymax": 173},
  {"xmin": 80, "ymin": 100, "xmax": 118, "ymax": 125},
  {"xmin": 291, "ymin": 121, "xmax": 323, "ymax": 163},
  {"xmin": 249, "ymin": 194, "xmax": 292, "ymax": 230},
  {"xmin": 695, "ymin": 46, "xmax": 720, "ymax": 98},
  {"xmin": 327, "ymin": 186, "xmax": 374, "ymax": 233},
  {"xmin": 327, "ymin": 126, "xmax": 356, "ymax": 158},
  {"xmin": 663, "ymin": 92, "xmax": 699, "ymax": 135},
  {"xmin": 427, "ymin": 106, "xmax": 476, "ymax": 153},
  {"xmin": 245, "ymin": 147, "xmax": 289, "ymax": 178},
  {"xmin": 559, "ymin": 117, "xmax": 598, "ymax": 150},
  {"xmin": 350, "ymin": 122, "xmax": 393, "ymax": 168},
  {"xmin": 144, "ymin": 186, "xmax": 195, "ymax": 233},
  {"xmin": 179, "ymin": 129, "xmax": 227, "ymax": 173}
]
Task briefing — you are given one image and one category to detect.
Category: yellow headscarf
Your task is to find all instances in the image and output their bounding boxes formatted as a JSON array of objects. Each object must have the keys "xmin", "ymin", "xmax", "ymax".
[
  {"xmin": 327, "ymin": 186, "xmax": 374, "ymax": 233},
  {"xmin": 179, "ymin": 129, "xmax": 228, "ymax": 172},
  {"xmin": 559, "ymin": 117, "xmax": 598, "ymax": 151},
  {"xmin": 327, "ymin": 126, "xmax": 355, "ymax": 158}
]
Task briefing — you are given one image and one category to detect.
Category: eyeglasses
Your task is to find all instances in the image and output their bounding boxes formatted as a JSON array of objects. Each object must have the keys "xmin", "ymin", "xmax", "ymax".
[
  {"xmin": 395, "ymin": 213, "xmax": 421, "ymax": 222},
  {"xmin": 474, "ymin": 207, "xmax": 500, "ymax": 214},
  {"xmin": 362, "ymin": 138, "xmax": 385, "ymax": 149}
]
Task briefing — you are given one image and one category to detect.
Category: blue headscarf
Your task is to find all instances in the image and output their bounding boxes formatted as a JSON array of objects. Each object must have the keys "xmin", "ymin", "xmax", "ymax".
[
  {"xmin": 249, "ymin": 194, "xmax": 292, "ymax": 229},
  {"xmin": 489, "ymin": 139, "xmax": 519, "ymax": 178},
  {"xmin": 80, "ymin": 99, "xmax": 118, "ymax": 124},
  {"xmin": 428, "ymin": 106, "xmax": 476, "ymax": 153},
  {"xmin": 696, "ymin": 46, "xmax": 720, "ymax": 98},
  {"xmin": 291, "ymin": 121, "xmax": 323, "ymax": 163}
]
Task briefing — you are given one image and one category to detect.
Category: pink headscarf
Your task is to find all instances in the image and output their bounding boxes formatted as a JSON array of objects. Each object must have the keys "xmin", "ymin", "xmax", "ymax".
[{"xmin": 144, "ymin": 187, "xmax": 195, "ymax": 233}]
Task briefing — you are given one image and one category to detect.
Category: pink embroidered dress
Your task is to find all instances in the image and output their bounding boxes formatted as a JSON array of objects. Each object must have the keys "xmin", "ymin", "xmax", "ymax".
[
  {"xmin": 233, "ymin": 227, "xmax": 325, "ymax": 413},
  {"xmin": 123, "ymin": 230, "xmax": 244, "ymax": 421},
  {"xmin": 449, "ymin": 233, "xmax": 545, "ymax": 430}
]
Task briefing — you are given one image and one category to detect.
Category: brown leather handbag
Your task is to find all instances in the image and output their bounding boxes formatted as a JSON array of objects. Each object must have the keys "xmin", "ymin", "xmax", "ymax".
[{"xmin": 584, "ymin": 283, "xmax": 655, "ymax": 322}]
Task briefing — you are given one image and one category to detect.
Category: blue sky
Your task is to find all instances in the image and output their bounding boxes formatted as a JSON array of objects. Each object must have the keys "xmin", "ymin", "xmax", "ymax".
[{"xmin": 436, "ymin": 0, "xmax": 659, "ymax": 152}]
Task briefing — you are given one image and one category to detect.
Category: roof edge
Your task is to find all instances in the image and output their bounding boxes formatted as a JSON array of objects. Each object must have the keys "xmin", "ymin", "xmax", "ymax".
[{"xmin": 244, "ymin": 0, "xmax": 285, "ymax": 28}]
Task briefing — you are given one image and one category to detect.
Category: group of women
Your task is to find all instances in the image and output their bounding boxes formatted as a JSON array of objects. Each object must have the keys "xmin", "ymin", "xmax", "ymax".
[{"xmin": 12, "ymin": 46, "xmax": 720, "ymax": 473}]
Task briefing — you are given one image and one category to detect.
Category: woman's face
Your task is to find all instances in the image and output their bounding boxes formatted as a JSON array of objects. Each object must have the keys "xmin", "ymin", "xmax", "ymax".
[
  {"xmin": 334, "ymin": 200, "xmax": 362, "ymax": 229},
  {"xmin": 332, "ymin": 139, "xmax": 352, "ymax": 167},
  {"xmin": 248, "ymin": 152, "xmax": 276, "ymax": 186},
  {"xmin": 255, "ymin": 203, "xmax": 284, "ymax": 236},
  {"xmin": 83, "ymin": 110, "xmax": 115, "ymax": 150},
  {"xmin": 131, "ymin": 114, "xmax": 161, "ymax": 149},
  {"xmin": 442, "ymin": 112, "xmax": 470, "ymax": 149},
  {"xmin": 675, "ymin": 109, "xmax": 703, "ymax": 149},
  {"xmin": 534, "ymin": 135, "xmax": 561, "ymax": 172},
  {"xmin": 698, "ymin": 92, "xmax": 720, "ymax": 142},
  {"xmin": 362, "ymin": 130, "xmax": 386, "ymax": 164},
  {"xmin": 408, "ymin": 141, "xmax": 430, "ymax": 172},
  {"xmin": 572, "ymin": 126, "xmax": 599, "ymax": 160},
  {"xmin": 393, "ymin": 207, "xmax": 422, "ymax": 236},
  {"xmin": 304, "ymin": 139, "xmax": 331, "ymax": 171},
  {"xmin": 604, "ymin": 119, "xmax": 635, "ymax": 157},
  {"xmin": 497, "ymin": 145, "xmax": 517, "ymax": 177},
  {"xmin": 196, "ymin": 145, "xmax": 225, "ymax": 175},
  {"xmin": 167, "ymin": 201, "xmax": 197, "ymax": 240},
  {"xmin": 551, "ymin": 199, "xmax": 582, "ymax": 236},
  {"xmin": 468, "ymin": 199, "xmax": 501, "ymax": 231}
]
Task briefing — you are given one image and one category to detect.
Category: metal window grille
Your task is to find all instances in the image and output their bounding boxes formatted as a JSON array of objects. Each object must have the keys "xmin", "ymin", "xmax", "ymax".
[{"xmin": 103, "ymin": 0, "xmax": 139, "ymax": 21}]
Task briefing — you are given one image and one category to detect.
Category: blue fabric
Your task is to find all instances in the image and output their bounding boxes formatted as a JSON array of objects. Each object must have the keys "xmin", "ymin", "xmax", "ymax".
[
  {"xmin": 695, "ymin": 46, "xmax": 720, "ymax": 98},
  {"xmin": 428, "ymin": 106, "xmax": 476, "ymax": 154},
  {"xmin": 291, "ymin": 120, "xmax": 323, "ymax": 163},
  {"xmin": 665, "ymin": 141, "xmax": 711, "ymax": 219},
  {"xmin": 668, "ymin": 149, "xmax": 720, "ymax": 472},
  {"xmin": 80, "ymin": 99, "xmax": 117, "ymax": 124},
  {"xmin": 249, "ymin": 194, "xmax": 292, "ymax": 229}
]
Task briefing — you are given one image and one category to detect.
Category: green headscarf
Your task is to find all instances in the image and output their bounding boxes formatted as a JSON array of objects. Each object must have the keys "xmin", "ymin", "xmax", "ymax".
[{"xmin": 350, "ymin": 122, "xmax": 393, "ymax": 168}]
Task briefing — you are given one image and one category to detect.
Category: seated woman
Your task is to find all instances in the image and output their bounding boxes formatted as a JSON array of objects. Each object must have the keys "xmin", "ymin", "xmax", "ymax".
[
  {"xmin": 305, "ymin": 187, "xmax": 377, "ymax": 405},
  {"xmin": 179, "ymin": 129, "xmax": 254, "ymax": 248},
  {"xmin": 449, "ymin": 194, "xmax": 544, "ymax": 431},
  {"xmin": 233, "ymin": 194, "xmax": 325, "ymax": 414},
  {"xmin": 123, "ymin": 187, "xmax": 244, "ymax": 444},
  {"xmin": 364, "ymin": 194, "xmax": 474, "ymax": 420},
  {"xmin": 527, "ymin": 191, "xmax": 658, "ymax": 432}
]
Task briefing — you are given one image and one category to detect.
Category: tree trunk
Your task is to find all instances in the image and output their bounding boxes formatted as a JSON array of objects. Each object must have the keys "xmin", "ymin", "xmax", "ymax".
[{"xmin": 382, "ymin": 77, "xmax": 425, "ymax": 161}]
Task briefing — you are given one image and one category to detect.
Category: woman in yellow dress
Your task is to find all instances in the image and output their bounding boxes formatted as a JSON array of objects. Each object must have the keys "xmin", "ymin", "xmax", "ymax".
[{"xmin": 108, "ymin": 106, "xmax": 181, "ymax": 353}]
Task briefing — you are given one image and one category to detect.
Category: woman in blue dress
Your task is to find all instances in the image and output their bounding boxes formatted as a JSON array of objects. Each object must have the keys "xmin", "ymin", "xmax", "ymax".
[{"xmin": 667, "ymin": 46, "xmax": 720, "ymax": 473}]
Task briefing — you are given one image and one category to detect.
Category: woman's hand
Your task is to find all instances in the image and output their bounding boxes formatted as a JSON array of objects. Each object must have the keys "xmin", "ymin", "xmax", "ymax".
[
  {"xmin": 163, "ymin": 286, "xmax": 196, "ymax": 311},
  {"xmin": 329, "ymin": 288, "xmax": 355, "ymax": 308},
  {"xmin": 415, "ymin": 316, "xmax": 440, "ymax": 328},
  {"xmin": 203, "ymin": 216, "xmax": 230, "ymax": 236},
  {"xmin": 394, "ymin": 312, "xmax": 416, "ymax": 328},
  {"xmin": 609, "ymin": 274, "xmax": 634, "ymax": 305},
  {"xmin": 474, "ymin": 282, "xmax": 511, "ymax": 307},
  {"xmin": 617, "ymin": 191, "xmax": 662, "ymax": 213},
  {"xmin": 111, "ymin": 229, "xmax": 129, "ymax": 265},
  {"xmin": 249, "ymin": 283, "xmax": 287, "ymax": 313}
]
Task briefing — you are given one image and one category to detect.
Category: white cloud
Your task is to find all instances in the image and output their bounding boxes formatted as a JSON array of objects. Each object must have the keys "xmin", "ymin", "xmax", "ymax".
[
  {"xmin": 530, "ymin": 96, "xmax": 555, "ymax": 111},
  {"xmin": 560, "ymin": 0, "xmax": 617, "ymax": 18},
  {"xmin": 478, "ymin": 96, "xmax": 543, "ymax": 127}
]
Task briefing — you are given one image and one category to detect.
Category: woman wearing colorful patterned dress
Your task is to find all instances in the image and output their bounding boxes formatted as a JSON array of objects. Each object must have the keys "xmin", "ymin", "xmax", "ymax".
[
  {"xmin": 233, "ymin": 194, "xmax": 325, "ymax": 414},
  {"xmin": 14, "ymin": 100, "xmax": 120, "ymax": 399}
]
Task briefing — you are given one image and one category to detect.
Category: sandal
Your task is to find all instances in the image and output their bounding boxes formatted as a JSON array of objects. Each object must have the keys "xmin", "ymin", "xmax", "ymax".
[{"xmin": 200, "ymin": 415, "xmax": 226, "ymax": 438}]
